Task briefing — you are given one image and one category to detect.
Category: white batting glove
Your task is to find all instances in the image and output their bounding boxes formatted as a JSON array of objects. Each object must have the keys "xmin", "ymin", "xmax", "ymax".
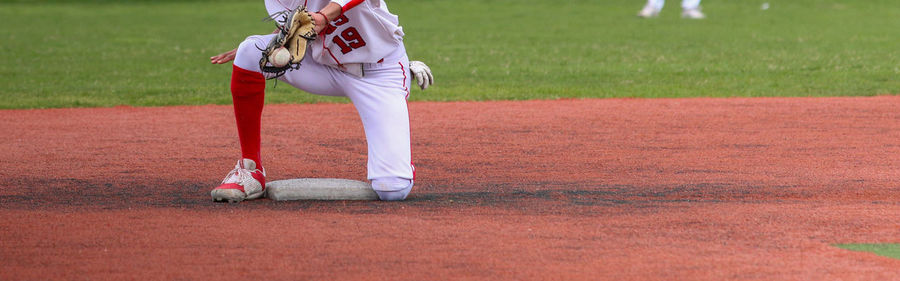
[{"xmin": 409, "ymin": 60, "xmax": 434, "ymax": 90}]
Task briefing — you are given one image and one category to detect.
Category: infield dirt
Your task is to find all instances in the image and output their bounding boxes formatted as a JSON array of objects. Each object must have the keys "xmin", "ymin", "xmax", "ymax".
[{"xmin": 2, "ymin": 97, "xmax": 900, "ymax": 280}]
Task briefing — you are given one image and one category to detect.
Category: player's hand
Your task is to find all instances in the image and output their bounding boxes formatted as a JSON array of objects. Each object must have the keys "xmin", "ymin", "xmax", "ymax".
[
  {"xmin": 312, "ymin": 12, "xmax": 327, "ymax": 34},
  {"xmin": 409, "ymin": 61, "xmax": 434, "ymax": 90},
  {"xmin": 210, "ymin": 48, "xmax": 237, "ymax": 64}
]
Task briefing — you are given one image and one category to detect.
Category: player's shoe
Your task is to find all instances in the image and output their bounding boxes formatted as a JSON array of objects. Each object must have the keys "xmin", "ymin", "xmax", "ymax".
[
  {"xmin": 681, "ymin": 8, "xmax": 706, "ymax": 19},
  {"xmin": 211, "ymin": 159, "xmax": 266, "ymax": 203},
  {"xmin": 638, "ymin": 4, "xmax": 660, "ymax": 18}
]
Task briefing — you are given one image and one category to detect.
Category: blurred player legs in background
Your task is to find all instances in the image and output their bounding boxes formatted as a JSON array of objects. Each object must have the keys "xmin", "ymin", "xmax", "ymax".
[{"xmin": 638, "ymin": 0, "xmax": 706, "ymax": 19}]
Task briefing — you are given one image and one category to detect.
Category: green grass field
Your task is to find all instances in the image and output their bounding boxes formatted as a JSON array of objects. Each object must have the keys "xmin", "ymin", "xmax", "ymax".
[
  {"xmin": 836, "ymin": 244, "xmax": 900, "ymax": 260},
  {"xmin": 1, "ymin": 0, "xmax": 899, "ymax": 108}
]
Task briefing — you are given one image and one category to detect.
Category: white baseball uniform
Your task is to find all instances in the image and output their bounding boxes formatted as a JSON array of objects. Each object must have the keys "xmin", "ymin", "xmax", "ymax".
[{"xmin": 233, "ymin": 0, "xmax": 415, "ymax": 183}]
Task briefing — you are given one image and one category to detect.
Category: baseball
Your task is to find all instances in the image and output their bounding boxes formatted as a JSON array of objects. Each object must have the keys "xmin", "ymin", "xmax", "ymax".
[{"xmin": 269, "ymin": 47, "xmax": 291, "ymax": 67}]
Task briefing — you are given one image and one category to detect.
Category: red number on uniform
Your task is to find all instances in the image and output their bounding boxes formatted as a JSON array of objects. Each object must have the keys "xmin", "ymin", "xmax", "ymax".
[
  {"xmin": 331, "ymin": 27, "xmax": 367, "ymax": 54},
  {"xmin": 324, "ymin": 15, "xmax": 350, "ymax": 36},
  {"xmin": 333, "ymin": 15, "xmax": 349, "ymax": 26},
  {"xmin": 324, "ymin": 24, "xmax": 337, "ymax": 35}
]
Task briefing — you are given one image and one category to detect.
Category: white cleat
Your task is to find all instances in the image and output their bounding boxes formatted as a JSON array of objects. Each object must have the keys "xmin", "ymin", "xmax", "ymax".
[
  {"xmin": 682, "ymin": 8, "xmax": 706, "ymax": 19},
  {"xmin": 211, "ymin": 159, "xmax": 266, "ymax": 203},
  {"xmin": 638, "ymin": 5, "xmax": 660, "ymax": 18}
]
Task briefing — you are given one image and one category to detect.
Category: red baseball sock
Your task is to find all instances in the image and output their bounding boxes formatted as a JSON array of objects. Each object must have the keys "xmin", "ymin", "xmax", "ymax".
[{"xmin": 230, "ymin": 65, "xmax": 265, "ymax": 167}]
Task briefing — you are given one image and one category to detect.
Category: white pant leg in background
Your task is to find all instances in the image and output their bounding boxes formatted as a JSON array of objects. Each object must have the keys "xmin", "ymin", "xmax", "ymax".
[
  {"xmin": 645, "ymin": 0, "xmax": 700, "ymax": 10},
  {"xmin": 646, "ymin": 0, "xmax": 665, "ymax": 10},
  {"xmin": 681, "ymin": 0, "xmax": 701, "ymax": 10},
  {"xmin": 233, "ymin": 34, "xmax": 414, "ymax": 181}
]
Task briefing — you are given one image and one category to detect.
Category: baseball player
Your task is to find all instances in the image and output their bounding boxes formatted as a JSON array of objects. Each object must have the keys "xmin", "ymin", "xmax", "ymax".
[
  {"xmin": 638, "ymin": 0, "xmax": 706, "ymax": 19},
  {"xmin": 208, "ymin": 0, "xmax": 434, "ymax": 202}
]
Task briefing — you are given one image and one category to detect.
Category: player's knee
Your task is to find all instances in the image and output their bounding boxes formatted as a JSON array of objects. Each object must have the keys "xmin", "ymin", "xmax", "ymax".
[
  {"xmin": 233, "ymin": 36, "xmax": 267, "ymax": 72},
  {"xmin": 371, "ymin": 177, "xmax": 413, "ymax": 201},
  {"xmin": 375, "ymin": 189, "xmax": 411, "ymax": 201}
]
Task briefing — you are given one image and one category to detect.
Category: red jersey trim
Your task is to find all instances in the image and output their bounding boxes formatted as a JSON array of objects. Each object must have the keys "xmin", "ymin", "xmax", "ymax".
[
  {"xmin": 342, "ymin": 0, "xmax": 365, "ymax": 13},
  {"xmin": 399, "ymin": 62, "xmax": 409, "ymax": 98}
]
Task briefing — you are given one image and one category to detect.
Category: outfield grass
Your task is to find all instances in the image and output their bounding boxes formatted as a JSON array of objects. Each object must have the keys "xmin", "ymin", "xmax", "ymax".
[
  {"xmin": 1, "ymin": 0, "xmax": 899, "ymax": 108},
  {"xmin": 836, "ymin": 244, "xmax": 900, "ymax": 260}
]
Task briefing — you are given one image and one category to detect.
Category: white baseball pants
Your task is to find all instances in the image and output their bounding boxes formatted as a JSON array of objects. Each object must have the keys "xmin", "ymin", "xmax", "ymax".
[{"xmin": 233, "ymin": 34, "xmax": 414, "ymax": 181}]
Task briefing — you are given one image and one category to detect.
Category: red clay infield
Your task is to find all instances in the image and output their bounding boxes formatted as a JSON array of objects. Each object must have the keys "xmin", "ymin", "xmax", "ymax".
[{"xmin": 2, "ymin": 97, "xmax": 900, "ymax": 280}]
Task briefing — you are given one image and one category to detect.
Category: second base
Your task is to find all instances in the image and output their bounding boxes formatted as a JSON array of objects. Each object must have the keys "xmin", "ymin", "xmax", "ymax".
[{"xmin": 266, "ymin": 178, "xmax": 377, "ymax": 201}]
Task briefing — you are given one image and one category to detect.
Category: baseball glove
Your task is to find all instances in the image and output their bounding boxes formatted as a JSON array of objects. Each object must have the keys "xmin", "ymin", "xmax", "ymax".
[{"xmin": 259, "ymin": 7, "xmax": 317, "ymax": 79}]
